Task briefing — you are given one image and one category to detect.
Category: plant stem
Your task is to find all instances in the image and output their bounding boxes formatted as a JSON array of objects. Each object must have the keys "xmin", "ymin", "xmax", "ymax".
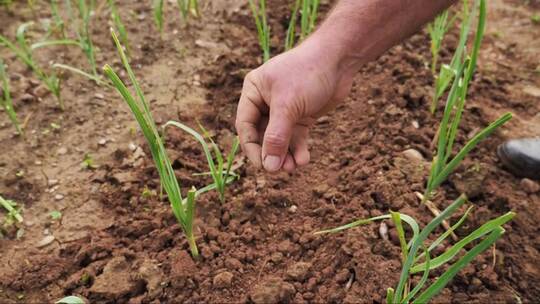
[{"xmin": 187, "ymin": 233, "xmax": 199, "ymax": 258}]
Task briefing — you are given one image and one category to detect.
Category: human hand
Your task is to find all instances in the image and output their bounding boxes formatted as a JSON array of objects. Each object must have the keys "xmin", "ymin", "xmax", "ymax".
[{"xmin": 235, "ymin": 38, "xmax": 356, "ymax": 172}]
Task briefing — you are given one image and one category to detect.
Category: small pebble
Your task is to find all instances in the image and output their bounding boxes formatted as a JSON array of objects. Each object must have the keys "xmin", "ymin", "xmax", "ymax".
[
  {"xmin": 288, "ymin": 205, "xmax": 298, "ymax": 214},
  {"xmin": 520, "ymin": 178, "xmax": 540, "ymax": 194},
  {"xmin": 412, "ymin": 120, "xmax": 420, "ymax": 129},
  {"xmin": 57, "ymin": 147, "xmax": 68, "ymax": 155},
  {"xmin": 55, "ymin": 194, "xmax": 64, "ymax": 201},
  {"xmin": 98, "ymin": 138, "xmax": 107, "ymax": 146},
  {"xmin": 94, "ymin": 93, "xmax": 104, "ymax": 99},
  {"xmin": 128, "ymin": 142, "xmax": 137, "ymax": 151},
  {"xmin": 401, "ymin": 148, "xmax": 425, "ymax": 162},
  {"xmin": 213, "ymin": 271, "xmax": 234, "ymax": 288},
  {"xmin": 34, "ymin": 160, "xmax": 42, "ymax": 165},
  {"xmin": 48, "ymin": 179, "xmax": 59, "ymax": 186}
]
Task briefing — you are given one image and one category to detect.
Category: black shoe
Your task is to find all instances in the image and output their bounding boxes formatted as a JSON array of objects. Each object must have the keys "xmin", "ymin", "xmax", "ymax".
[{"xmin": 497, "ymin": 138, "xmax": 540, "ymax": 180}]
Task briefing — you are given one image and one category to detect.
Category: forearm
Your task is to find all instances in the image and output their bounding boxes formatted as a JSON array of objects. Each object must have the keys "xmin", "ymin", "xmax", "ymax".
[{"xmin": 303, "ymin": 0, "xmax": 456, "ymax": 77}]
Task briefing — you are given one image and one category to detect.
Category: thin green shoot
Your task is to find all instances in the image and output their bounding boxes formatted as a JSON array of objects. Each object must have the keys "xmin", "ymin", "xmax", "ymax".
[
  {"xmin": 0, "ymin": 0, "xmax": 13, "ymax": 7},
  {"xmin": 50, "ymin": 0, "xmax": 67, "ymax": 38},
  {"xmin": 285, "ymin": 0, "xmax": 301, "ymax": 51},
  {"xmin": 164, "ymin": 121, "xmax": 240, "ymax": 203},
  {"xmin": 285, "ymin": 0, "xmax": 320, "ymax": 50},
  {"xmin": 75, "ymin": 0, "xmax": 98, "ymax": 77},
  {"xmin": 300, "ymin": 0, "xmax": 320, "ymax": 40},
  {"xmin": 425, "ymin": 0, "xmax": 512, "ymax": 201},
  {"xmin": 53, "ymin": 63, "xmax": 112, "ymax": 88},
  {"xmin": 431, "ymin": 0, "xmax": 474, "ymax": 113},
  {"xmin": 108, "ymin": 0, "xmax": 130, "ymax": 55},
  {"xmin": 248, "ymin": 0, "xmax": 270, "ymax": 62},
  {"xmin": 317, "ymin": 195, "xmax": 514, "ymax": 304},
  {"xmin": 427, "ymin": 10, "xmax": 456, "ymax": 74},
  {"xmin": 178, "ymin": 0, "xmax": 199, "ymax": 19},
  {"xmin": 103, "ymin": 29, "xmax": 201, "ymax": 257},
  {"xmin": 153, "ymin": 0, "xmax": 164, "ymax": 34},
  {"xmin": 0, "ymin": 195, "xmax": 23, "ymax": 224},
  {"xmin": 0, "ymin": 60, "xmax": 22, "ymax": 135},
  {"xmin": 0, "ymin": 22, "xmax": 64, "ymax": 109}
]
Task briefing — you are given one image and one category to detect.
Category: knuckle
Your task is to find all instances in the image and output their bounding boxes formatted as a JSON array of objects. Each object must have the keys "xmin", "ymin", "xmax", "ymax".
[{"xmin": 264, "ymin": 132, "xmax": 288, "ymax": 148}]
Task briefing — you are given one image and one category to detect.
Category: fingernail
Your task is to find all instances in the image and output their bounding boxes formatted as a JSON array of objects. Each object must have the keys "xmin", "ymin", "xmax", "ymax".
[{"xmin": 263, "ymin": 155, "xmax": 281, "ymax": 172}]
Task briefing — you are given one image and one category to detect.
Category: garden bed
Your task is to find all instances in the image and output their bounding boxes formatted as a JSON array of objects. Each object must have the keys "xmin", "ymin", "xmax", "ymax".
[{"xmin": 0, "ymin": 0, "xmax": 539, "ymax": 303}]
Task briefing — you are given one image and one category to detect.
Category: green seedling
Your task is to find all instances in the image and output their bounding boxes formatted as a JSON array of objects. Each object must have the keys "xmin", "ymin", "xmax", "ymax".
[
  {"xmin": 75, "ymin": 0, "xmax": 98, "ymax": 77},
  {"xmin": 425, "ymin": 0, "xmax": 512, "ymax": 201},
  {"xmin": 0, "ymin": 195, "xmax": 23, "ymax": 225},
  {"xmin": 317, "ymin": 195, "xmax": 514, "ymax": 304},
  {"xmin": 50, "ymin": 210, "xmax": 62, "ymax": 220},
  {"xmin": 108, "ymin": 0, "xmax": 130, "ymax": 55},
  {"xmin": 0, "ymin": 0, "xmax": 13, "ymax": 7},
  {"xmin": 248, "ymin": 0, "xmax": 270, "ymax": 62},
  {"xmin": 285, "ymin": 0, "xmax": 319, "ymax": 50},
  {"xmin": 153, "ymin": 0, "xmax": 164, "ymax": 33},
  {"xmin": 427, "ymin": 10, "xmax": 456, "ymax": 74},
  {"xmin": 0, "ymin": 60, "xmax": 22, "ymax": 135},
  {"xmin": 103, "ymin": 29, "xmax": 218, "ymax": 258},
  {"xmin": 0, "ymin": 22, "xmax": 71, "ymax": 109},
  {"xmin": 81, "ymin": 153, "xmax": 98, "ymax": 170},
  {"xmin": 53, "ymin": 63, "xmax": 111, "ymax": 87},
  {"xmin": 50, "ymin": 0, "xmax": 67, "ymax": 38},
  {"xmin": 531, "ymin": 14, "xmax": 540, "ymax": 24},
  {"xmin": 164, "ymin": 121, "xmax": 240, "ymax": 203},
  {"xmin": 178, "ymin": 0, "xmax": 199, "ymax": 19}
]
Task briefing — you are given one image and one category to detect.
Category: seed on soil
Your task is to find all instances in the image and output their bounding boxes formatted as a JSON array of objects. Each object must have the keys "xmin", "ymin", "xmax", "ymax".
[
  {"xmin": 520, "ymin": 178, "xmax": 540, "ymax": 194},
  {"xmin": 379, "ymin": 221, "xmax": 389, "ymax": 240},
  {"xmin": 286, "ymin": 262, "xmax": 312, "ymax": 281},
  {"xmin": 36, "ymin": 235, "xmax": 55, "ymax": 248},
  {"xmin": 213, "ymin": 271, "xmax": 234, "ymax": 288}
]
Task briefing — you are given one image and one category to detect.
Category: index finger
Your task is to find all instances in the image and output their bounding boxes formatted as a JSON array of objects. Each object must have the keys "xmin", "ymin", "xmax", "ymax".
[{"xmin": 235, "ymin": 72, "xmax": 267, "ymax": 168}]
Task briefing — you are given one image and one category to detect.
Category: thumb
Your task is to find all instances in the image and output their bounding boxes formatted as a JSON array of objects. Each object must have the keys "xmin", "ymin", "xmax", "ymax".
[{"xmin": 262, "ymin": 107, "xmax": 295, "ymax": 172}]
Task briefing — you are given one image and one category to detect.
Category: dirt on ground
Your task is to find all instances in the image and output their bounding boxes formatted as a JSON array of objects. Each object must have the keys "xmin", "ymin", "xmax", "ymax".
[{"xmin": 0, "ymin": 0, "xmax": 539, "ymax": 303}]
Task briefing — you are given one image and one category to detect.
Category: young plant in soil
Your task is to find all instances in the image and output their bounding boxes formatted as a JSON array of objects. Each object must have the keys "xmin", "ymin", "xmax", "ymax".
[
  {"xmin": 108, "ymin": 0, "xmax": 130, "ymax": 55},
  {"xmin": 425, "ymin": 0, "xmax": 512, "ymax": 202},
  {"xmin": 75, "ymin": 0, "xmax": 98, "ymax": 77},
  {"xmin": 285, "ymin": 0, "xmax": 320, "ymax": 50},
  {"xmin": 103, "ymin": 30, "xmax": 209, "ymax": 258},
  {"xmin": 0, "ymin": 195, "xmax": 23, "ymax": 226},
  {"xmin": 432, "ymin": 0, "xmax": 476, "ymax": 112},
  {"xmin": 0, "ymin": 60, "xmax": 22, "ymax": 135},
  {"xmin": 178, "ymin": 0, "xmax": 199, "ymax": 20},
  {"xmin": 49, "ymin": 0, "xmax": 67, "ymax": 39},
  {"xmin": 248, "ymin": 0, "xmax": 270, "ymax": 62},
  {"xmin": 317, "ymin": 1, "xmax": 514, "ymax": 302},
  {"xmin": 317, "ymin": 195, "xmax": 515, "ymax": 303},
  {"xmin": 164, "ymin": 121, "xmax": 240, "ymax": 203},
  {"xmin": 427, "ymin": 10, "xmax": 455, "ymax": 74},
  {"xmin": 153, "ymin": 0, "xmax": 165, "ymax": 34},
  {"xmin": 0, "ymin": 22, "xmax": 71, "ymax": 109}
]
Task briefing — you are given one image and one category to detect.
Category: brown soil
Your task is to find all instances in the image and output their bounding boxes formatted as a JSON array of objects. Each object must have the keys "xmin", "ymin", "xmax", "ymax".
[{"xmin": 1, "ymin": 0, "xmax": 539, "ymax": 303}]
